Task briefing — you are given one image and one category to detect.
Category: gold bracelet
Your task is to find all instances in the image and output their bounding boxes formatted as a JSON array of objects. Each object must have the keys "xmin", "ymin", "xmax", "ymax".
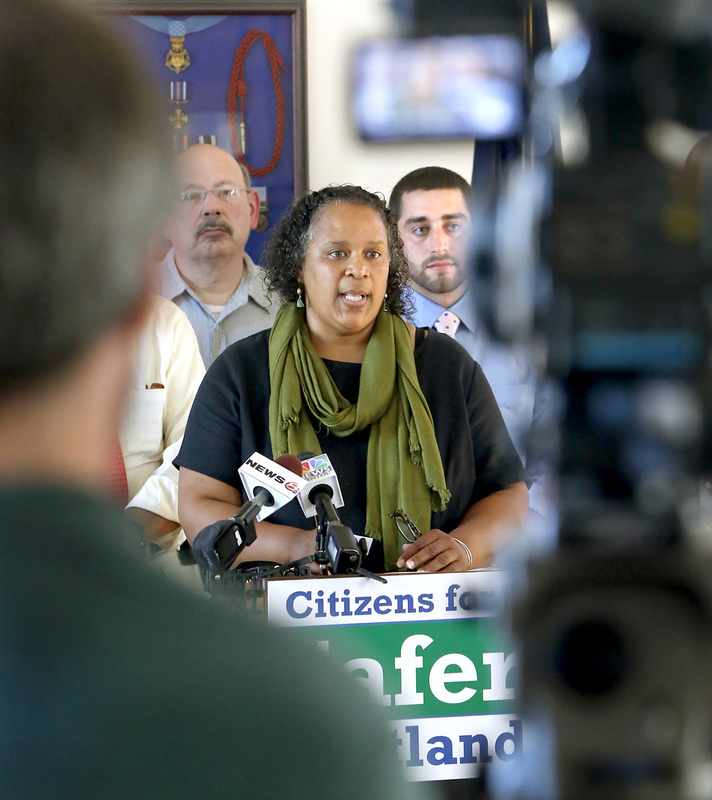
[{"xmin": 451, "ymin": 537, "xmax": 473, "ymax": 570}]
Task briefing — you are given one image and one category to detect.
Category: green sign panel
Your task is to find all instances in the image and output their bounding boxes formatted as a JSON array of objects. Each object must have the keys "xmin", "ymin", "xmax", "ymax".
[
  {"xmin": 306, "ymin": 617, "xmax": 514, "ymax": 718},
  {"xmin": 268, "ymin": 571, "xmax": 521, "ymax": 782}
]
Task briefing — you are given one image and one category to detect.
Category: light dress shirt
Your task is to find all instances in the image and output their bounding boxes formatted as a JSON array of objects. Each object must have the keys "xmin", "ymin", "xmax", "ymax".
[
  {"xmin": 154, "ymin": 248, "xmax": 276, "ymax": 367},
  {"xmin": 120, "ymin": 295, "xmax": 205, "ymax": 551},
  {"xmin": 410, "ymin": 289, "xmax": 536, "ymax": 459}
]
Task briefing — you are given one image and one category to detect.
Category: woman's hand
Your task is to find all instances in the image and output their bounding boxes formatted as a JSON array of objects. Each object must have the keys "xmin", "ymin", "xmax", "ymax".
[
  {"xmin": 396, "ymin": 529, "xmax": 472, "ymax": 573},
  {"xmin": 395, "ymin": 482, "xmax": 530, "ymax": 573}
]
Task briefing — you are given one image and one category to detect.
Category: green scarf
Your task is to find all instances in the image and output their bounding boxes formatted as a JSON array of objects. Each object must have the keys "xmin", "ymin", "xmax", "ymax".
[{"xmin": 268, "ymin": 303, "xmax": 450, "ymax": 571}]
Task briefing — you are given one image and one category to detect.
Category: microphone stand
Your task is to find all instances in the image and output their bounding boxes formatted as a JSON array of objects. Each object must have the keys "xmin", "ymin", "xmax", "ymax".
[
  {"xmin": 230, "ymin": 515, "xmax": 388, "ymax": 586},
  {"xmin": 238, "ymin": 547, "xmax": 387, "ymax": 585},
  {"xmin": 312, "ymin": 488, "xmax": 387, "ymax": 583},
  {"xmin": 200, "ymin": 492, "xmax": 388, "ymax": 603},
  {"xmin": 314, "ymin": 506, "xmax": 330, "ymax": 576}
]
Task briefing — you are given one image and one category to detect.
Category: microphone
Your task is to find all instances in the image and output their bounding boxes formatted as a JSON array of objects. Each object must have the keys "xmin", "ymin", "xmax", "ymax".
[
  {"xmin": 192, "ymin": 453, "xmax": 306, "ymax": 572},
  {"xmin": 297, "ymin": 452, "xmax": 362, "ymax": 575},
  {"xmin": 297, "ymin": 452, "xmax": 345, "ymax": 517},
  {"xmin": 238, "ymin": 452, "xmax": 306, "ymax": 522}
]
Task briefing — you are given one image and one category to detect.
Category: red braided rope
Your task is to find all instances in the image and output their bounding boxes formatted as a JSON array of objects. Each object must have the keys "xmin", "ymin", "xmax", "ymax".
[{"xmin": 227, "ymin": 29, "xmax": 287, "ymax": 178}]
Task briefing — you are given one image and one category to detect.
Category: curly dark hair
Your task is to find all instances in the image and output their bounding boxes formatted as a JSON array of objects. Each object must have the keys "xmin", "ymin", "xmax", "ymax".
[{"xmin": 261, "ymin": 184, "xmax": 413, "ymax": 319}]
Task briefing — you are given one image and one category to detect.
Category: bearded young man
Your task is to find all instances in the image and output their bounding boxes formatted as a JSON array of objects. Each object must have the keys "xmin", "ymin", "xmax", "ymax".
[{"xmin": 391, "ymin": 166, "xmax": 553, "ymax": 522}]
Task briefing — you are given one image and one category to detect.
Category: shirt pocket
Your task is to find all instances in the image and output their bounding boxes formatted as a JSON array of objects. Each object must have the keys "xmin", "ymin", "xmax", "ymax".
[{"xmin": 122, "ymin": 388, "xmax": 167, "ymax": 457}]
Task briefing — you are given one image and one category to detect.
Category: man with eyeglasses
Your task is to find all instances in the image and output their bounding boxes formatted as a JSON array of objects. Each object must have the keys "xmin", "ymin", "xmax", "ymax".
[{"xmin": 156, "ymin": 144, "xmax": 276, "ymax": 367}]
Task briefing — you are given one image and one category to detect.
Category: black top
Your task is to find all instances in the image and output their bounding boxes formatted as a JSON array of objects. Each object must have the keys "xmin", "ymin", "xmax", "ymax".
[
  {"xmin": 0, "ymin": 482, "xmax": 435, "ymax": 800},
  {"xmin": 177, "ymin": 326, "xmax": 525, "ymax": 565}
]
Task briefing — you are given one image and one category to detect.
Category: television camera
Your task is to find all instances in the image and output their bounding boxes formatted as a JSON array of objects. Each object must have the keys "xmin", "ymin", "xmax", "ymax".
[{"xmin": 354, "ymin": 0, "xmax": 712, "ymax": 797}]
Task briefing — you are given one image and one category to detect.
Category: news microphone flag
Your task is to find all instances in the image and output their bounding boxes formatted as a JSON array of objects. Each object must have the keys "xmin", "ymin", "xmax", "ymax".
[
  {"xmin": 298, "ymin": 453, "xmax": 345, "ymax": 517},
  {"xmin": 238, "ymin": 452, "xmax": 307, "ymax": 522}
]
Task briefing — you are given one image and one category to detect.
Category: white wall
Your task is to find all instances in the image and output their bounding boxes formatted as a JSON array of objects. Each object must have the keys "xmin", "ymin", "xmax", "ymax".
[{"xmin": 305, "ymin": 0, "xmax": 475, "ymax": 198}]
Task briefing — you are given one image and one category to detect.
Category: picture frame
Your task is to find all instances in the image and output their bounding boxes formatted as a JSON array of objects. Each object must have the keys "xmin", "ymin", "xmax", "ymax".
[{"xmin": 96, "ymin": 0, "xmax": 307, "ymax": 262}]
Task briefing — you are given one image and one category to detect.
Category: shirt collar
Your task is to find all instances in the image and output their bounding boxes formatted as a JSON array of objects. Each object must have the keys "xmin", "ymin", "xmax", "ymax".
[
  {"xmin": 156, "ymin": 248, "xmax": 187, "ymax": 301},
  {"xmin": 409, "ymin": 285, "xmax": 479, "ymax": 333},
  {"xmin": 239, "ymin": 252, "xmax": 271, "ymax": 310},
  {"xmin": 447, "ymin": 289, "xmax": 478, "ymax": 333},
  {"xmin": 158, "ymin": 248, "xmax": 269, "ymax": 310}
]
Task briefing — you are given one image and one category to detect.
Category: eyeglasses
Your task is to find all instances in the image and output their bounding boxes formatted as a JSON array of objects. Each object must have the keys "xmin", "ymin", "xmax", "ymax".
[
  {"xmin": 178, "ymin": 187, "xmax": 244, "ymax": 205},
  {"xmin": 391, "ymin": 508, "xmax": 424, "ymax": 543}
]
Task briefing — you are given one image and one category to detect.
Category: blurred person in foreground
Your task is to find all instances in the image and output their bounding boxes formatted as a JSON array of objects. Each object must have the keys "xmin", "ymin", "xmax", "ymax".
[
  {"xmin": 177, "ymin": 186, "xmax": 528, "ymax": 573},
  {"xmin": 0, "ymin": 2, "xmax": 435, "ymax": 798}
]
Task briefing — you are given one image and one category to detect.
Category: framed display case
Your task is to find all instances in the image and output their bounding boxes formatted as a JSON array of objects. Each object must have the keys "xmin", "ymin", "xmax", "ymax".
[{"xmin": 97, "ymin": 1, "xmax": 307, "ymax": 261}]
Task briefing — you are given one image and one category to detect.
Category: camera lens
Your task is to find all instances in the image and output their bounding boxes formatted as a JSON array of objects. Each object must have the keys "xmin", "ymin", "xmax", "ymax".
[{"xmin": 553, "ymin": 619, "xmax": 627, "ymax": 696}]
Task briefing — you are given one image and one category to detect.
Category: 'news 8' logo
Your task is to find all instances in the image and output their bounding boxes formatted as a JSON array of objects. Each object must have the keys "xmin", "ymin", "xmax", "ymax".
[{"xmin": 302, "ymin": 456, "xmax": 327, "ymax": 473}]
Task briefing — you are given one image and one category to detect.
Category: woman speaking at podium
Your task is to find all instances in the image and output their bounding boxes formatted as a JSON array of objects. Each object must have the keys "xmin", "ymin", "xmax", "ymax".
[{"xmin": 176, "ymin": 185, "xmax": 527, "ymax": 573}]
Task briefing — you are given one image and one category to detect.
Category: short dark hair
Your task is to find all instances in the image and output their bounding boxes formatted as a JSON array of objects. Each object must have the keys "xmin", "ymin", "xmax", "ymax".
[
  {"xmin": 262, "ymin": 185, "xmax": 413, "ymax": 319},
  {"xmin": 389, "ymin": 167, "xmax": 472, "ymax": 225},
  {"xmin": 0, "ymin": 0, "xmax": 170, "ymax": 391}
]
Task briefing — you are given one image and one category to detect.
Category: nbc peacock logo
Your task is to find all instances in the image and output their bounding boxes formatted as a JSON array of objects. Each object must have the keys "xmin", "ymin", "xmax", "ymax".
[{"xmin": 301, "ymin": 456, "xmax": 327, "ymax": 474}]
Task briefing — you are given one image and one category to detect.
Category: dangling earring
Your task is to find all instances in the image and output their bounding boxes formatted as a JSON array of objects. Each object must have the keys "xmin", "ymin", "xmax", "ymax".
[
  {"xmin": 383, "ymin": 295, "xmax": 388, "ymax": 312},
  {"xmin": 296, "ymin": 285, "xmax": 304, "ymax": 308}
]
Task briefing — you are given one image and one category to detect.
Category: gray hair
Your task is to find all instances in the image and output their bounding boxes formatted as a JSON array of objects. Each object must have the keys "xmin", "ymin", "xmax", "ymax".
[
  {"xmin": 239, "ymin": 162, "xmax": 252, "ymax": 192},
  {"xmin": 0, "ymin": 0, "xmax": 171, "ymax": 391}
]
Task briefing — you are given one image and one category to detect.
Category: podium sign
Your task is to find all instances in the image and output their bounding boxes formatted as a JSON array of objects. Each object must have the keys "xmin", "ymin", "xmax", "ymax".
[{"xmin": 267, "ymin": 570, "xmax": 520, "ymax": 783}]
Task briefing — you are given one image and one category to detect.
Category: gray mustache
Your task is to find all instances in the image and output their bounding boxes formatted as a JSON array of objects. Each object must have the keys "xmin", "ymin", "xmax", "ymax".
[{"xmin": 195, "ymin": 218, "xmax": 234, "ymax": 239}]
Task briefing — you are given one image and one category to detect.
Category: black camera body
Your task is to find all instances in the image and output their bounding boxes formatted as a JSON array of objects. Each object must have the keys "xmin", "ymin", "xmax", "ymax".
[{"xmin": 500, "ymin": 545, "xmax": 712, "ymax": 799}]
